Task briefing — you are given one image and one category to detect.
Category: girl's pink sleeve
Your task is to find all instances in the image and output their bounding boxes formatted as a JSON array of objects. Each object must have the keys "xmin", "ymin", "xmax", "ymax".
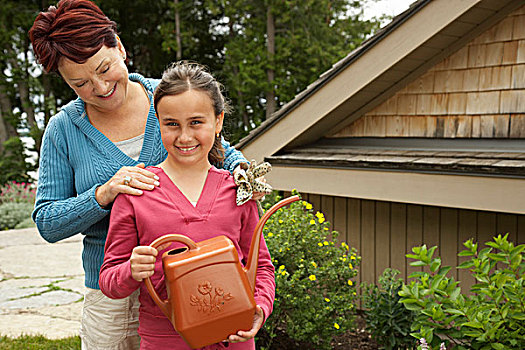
[
  {"xmin": 239, "ymin": 201, "xmax": 276, "ymax": 323},
  {"xmin": 99, "ymin": 194, "xmax": 141, "ymax": 298}
]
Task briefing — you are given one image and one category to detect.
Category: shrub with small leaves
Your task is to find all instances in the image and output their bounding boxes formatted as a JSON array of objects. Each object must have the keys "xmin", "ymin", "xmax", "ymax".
[
  {"xmin": 0, "ymin": 202, "xmax": 35, "ymax": 230},
  {"xmin": 258, "ymin": 190, "xmax": 360, "ymax": 349},
  {"xmin": 399, "ymin": 233, "xmax": 525, "ymax": 350},
  {"xmin": 361, "ymin": 268, "xmax": 416, "ymax": 349},
  {"xmin": 0, "ymin": 181, "xmax": 36, "ymax": 230}
]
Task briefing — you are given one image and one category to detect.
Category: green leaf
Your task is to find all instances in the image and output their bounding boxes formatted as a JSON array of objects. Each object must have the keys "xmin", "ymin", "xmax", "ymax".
[
  {"xmin": 402, "ymin": 302, "xmax": 421, "ymax": 311},
  {"xmin": 437, "ymin": 266, "xmax": 452, "ymax": 277},
  {"xmin": 491, "ymin": 343, "xmax": 505, "ymax": 350},
  {"xmin": 462, "ymin": 321, "xmax": 483, "ymax": 329},
  {"xmin": 485, "ymin": 241, "xmax": 500, "ymax": 249},
  {"xmin": 458, "ymin": 261, "xmax": 475, "ymax": 269},
  {"xmin": 444, "ymin": 308, "xmax": 465, "ymax": 315},
  {"xmin": 511, "ymin": 313, "xmax": 525, "ymax": 320},
  {"xmin": 430, "ymin": 258, "xmax": 441, "ymax": 273},
  {"xmin": 449, "ymin": 287, "xmax": 461, "ymax": 300},
  {"xmin": 458, "ymin": 249, "xmax": 475, "ymax": 257}
]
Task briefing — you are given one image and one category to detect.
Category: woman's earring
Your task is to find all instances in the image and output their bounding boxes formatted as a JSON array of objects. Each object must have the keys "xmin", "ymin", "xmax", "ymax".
[{"xmin": 216, "ymin": 133, "xmax": 220, "ymax": 138}]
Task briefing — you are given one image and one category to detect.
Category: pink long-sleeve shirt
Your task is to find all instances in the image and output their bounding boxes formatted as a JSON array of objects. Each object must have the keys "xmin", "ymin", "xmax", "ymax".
[{"xmin": 99, "ymin": 166, "xmax": 275, "ymax": 350}]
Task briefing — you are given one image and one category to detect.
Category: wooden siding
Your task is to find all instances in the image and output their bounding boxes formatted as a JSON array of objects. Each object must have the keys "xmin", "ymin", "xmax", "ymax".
[
  {"xmin": 292, "ymin": 192, "xmax": 525, "ymax": 293},
  {"xmin": 330, "ymin": 5, "xmax": 525, "ymax": 139}
]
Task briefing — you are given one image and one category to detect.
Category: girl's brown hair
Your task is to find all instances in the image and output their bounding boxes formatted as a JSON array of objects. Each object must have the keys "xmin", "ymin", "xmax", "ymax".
[
  {"xmin": 29, "ymin": 0, "xmax": 118, "ymax": 73},
  {"xmin": 154, "ymin": 61, "xmax": 231, "ymax": 166}
]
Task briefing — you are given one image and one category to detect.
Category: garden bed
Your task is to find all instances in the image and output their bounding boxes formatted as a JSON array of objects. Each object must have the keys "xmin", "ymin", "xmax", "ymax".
[{"xmin": 258, "ymin": 315, "xmax": 379, "ymax": 350}]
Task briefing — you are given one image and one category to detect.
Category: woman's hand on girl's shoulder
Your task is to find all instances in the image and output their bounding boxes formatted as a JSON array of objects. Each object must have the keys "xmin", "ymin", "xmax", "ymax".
[
  {"xmin": 95, "ymin": 163, "xmax": 160, "ymax": 208},
  {"xmin": 226, "ymin": 305, "xmax": 264, "ymax": 343}
]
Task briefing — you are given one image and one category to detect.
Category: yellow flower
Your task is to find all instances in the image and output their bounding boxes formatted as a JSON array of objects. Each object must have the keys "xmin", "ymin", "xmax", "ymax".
[
  {"xmin": 353, "ymin": 291, "xmax": 357, "ymax": 295},
  {"xmin": 323, "ymin": 227, "xmax": 329, "ymax": 231},
  {"xmin": 303, "ymin": 202, "xmax": 313, "ymax": 210},
  {"xmin": 267, "ymin": 232, "xmax": 274, "ymax": 237},
  {"xmin": 324, "ymin": 298, "xmax": 330, "ymax": 302},
  {"xmin": 341, "ymin": 242, "xmax": 349, "ymax": 250},
  {"xmin": 323, "ymin": 241, "xmax": 329, "ymax": 246},
  {"xmin": 278, "ymin": 265, "xmax": 285, "ymax": 271},
  {"xmin": 315, "ymin": 212, "xmax": 324, "ymax": 219},
  {"xmin": 280, "ymin": 270, "xmax": 286, "ymax": 276},
  {"xmin": 351, "ymin": 255, "xmax": 356, "ymax": 260},
  {"xmin": 334, "ymin": 323, "xmax": 340, "ymax": 330},
  {"xmin": 311, "ymin": 262, "xmax": 317, "ymax": 268},
  {"xmin": 310, "ymin": 219, "xmax": 315, "ymax": 225},
  {"xmin": 319, "ymin": 218, "xmax": 325, "ymax": 223},
  {"xmin": 308, "ymin": 275, "xmax": 316, "ymax": 281},
  {"xmin": 317, "ymin": 242, "xmax": 323, "ymax": 247},
  {"xmin": 347, "ymin": 280, "xmax": 353, "ymax": 286},
  {"xmin": 278, "ymin": 219, "xmax": 283, "ymax": 224},
  {"xmin": 349, "ymin": 263, "xmax": 353, "ymax": 269}
]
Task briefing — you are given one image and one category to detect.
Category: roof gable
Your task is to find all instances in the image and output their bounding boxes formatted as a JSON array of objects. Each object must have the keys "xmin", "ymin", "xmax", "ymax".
[
  {"xmin": 329, "ymin": 5, "xmax": 525, "ymax": 139},
  {"xmin": 238, "ymin": 0, "xmax": 525, "ymax": 163}
]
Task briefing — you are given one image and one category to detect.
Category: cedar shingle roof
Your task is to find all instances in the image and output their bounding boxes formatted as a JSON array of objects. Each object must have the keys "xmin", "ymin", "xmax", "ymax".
[{"xmin": 268, "ymin": 138, "xmax": 525, "ymax": 177}]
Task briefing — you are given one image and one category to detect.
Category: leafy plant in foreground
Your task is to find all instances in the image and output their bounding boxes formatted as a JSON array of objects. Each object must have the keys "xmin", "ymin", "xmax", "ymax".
[{"xmin": 399, "ymin": 234, "xmax": 525, "ymax": 349}]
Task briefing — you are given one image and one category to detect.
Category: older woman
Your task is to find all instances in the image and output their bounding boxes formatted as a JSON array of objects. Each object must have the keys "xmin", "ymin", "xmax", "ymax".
[{"xmin": 29, "ymin": 0, "xmax": 249, "ymax": 348}]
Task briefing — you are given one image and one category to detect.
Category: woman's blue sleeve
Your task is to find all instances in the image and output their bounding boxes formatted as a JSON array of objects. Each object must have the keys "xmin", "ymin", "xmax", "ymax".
[{"xmin": 221, "ymin": 138, "xmax": 248, "ymax": 173}]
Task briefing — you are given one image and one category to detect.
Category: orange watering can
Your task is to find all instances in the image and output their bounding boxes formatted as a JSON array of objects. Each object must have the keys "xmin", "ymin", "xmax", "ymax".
[{"xmin": 144, "ymin": 195, "xmax": 300, "ymax": 348}]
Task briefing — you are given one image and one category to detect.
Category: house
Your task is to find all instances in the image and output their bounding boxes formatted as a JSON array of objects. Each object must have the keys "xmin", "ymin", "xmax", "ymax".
[{"xmin": 237, "ymin": 0, "xmax": 525, "ymax": 290}]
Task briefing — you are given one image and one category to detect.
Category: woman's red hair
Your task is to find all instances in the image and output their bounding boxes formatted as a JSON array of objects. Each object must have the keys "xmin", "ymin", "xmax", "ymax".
[{"xmin": 29, "ymin": 0, "xmax": 118, "ymax": 73}]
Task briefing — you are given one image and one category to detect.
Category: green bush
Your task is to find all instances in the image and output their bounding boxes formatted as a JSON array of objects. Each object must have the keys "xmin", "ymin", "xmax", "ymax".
[
  {"xmin": 399, "ymin": 234, "xmax": 525, "ymax": 350},
  {"xmin": 0, "ymin": 202, "xmax": 35, "ymax": 230},
  {"xmin": 0, "ymin": 137, "xmax": 33, "ymax": 187},
  {"xmin": 362, "ymin": 268, "xmax": 416, "ymax": 349},
  {"xmin": 258, "ymin": 191, "xmax": 360, "ymax": 349}
]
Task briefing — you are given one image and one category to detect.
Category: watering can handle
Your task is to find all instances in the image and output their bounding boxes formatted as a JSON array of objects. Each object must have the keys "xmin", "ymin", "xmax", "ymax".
[{"xmin": 143, "ymin": 234, "xmax": 198, "ymax": 319}]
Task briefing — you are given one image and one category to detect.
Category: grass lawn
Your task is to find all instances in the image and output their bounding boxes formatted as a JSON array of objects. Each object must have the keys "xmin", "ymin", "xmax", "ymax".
[{"xmin": 0, "ymin": 335, "xmax": 80, "ymax": 349}]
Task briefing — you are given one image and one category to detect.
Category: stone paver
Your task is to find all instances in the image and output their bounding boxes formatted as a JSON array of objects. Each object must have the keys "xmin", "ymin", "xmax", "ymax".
[{"xmin": 0, "ymin": 228, "xmax": 84, "ymax": 339}]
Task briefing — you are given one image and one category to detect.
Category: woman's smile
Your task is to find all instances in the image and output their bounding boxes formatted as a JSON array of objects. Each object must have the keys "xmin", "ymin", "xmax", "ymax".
[{"xmin": 98, "ymin": 83, "xmax": 117, "ymax": 99}]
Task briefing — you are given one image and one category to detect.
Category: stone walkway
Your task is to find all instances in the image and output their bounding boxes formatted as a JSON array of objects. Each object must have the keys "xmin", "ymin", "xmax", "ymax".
[{"xmin": 0, "ymin": 227, "xmax": 84, "ymax": 339}]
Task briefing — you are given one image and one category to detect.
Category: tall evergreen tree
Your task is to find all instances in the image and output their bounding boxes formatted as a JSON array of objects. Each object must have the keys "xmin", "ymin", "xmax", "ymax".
[{"xmin": 221, "ymin": 0, "xmax": 381, "ymax": 142}]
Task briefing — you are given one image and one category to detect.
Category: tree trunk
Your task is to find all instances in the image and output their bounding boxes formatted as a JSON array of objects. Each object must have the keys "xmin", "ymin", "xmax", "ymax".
[
  {"xmin": 0, "ymin": 86, "xmax": 18, "ymax": 154},
  {"xmin": 229, "ymin": 21, "xmax": 250, "ymax": 129},
  {"xmin": 42, "ymin": 74, "xmax": 52, "ymax": 128},
  {"xmin": 175, "ymin": 0, "xmax": 182, "ymax": 60},
  {"xmin": 265, "ymin": 5, "xmax": 276, "ymax": 119}
]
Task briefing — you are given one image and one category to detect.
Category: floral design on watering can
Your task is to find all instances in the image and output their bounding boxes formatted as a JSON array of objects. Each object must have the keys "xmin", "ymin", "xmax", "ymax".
[{"xmin": 190, "ymin": 281, "xmax": 234, "ymax": 314}]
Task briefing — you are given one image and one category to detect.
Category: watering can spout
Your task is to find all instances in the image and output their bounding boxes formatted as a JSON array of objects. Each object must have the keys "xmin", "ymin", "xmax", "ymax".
[{"xmin": 244, "ymin": 195, "xmax": 300, "ymax": 292}]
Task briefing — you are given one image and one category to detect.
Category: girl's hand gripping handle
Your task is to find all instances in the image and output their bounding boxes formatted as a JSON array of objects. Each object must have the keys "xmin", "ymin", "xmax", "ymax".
[{"xmin": 143, "ymin": 234, "xmax": 198, "ymax": 319}]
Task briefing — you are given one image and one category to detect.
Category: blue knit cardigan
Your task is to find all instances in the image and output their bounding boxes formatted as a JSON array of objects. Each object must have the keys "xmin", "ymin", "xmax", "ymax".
[{"xmin": 32, "ymin": 73, "xmax": 247, "ymax": 289}]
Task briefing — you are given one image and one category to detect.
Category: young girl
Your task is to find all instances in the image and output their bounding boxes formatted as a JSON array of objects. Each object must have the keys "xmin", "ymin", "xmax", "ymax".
[{"xmin": 99, "ymin": 62, "xmax": 275, "ymax": 350}]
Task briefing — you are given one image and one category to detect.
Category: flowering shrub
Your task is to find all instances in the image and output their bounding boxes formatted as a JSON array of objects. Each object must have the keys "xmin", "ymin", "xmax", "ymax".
[
  {"xmin": 0, "ymin": 181, "xmax": 36, "ymax": 230},
  {"xmin": 399, "ymin": 234, "xmax": 525, "ymax": 349},
  {"xmin": 0, "ymin": 181, "xmax": 36, "ymax": 204},
  {"xmin": 258, "ymin": 191, "xmax": 360, "ymax": 349}
]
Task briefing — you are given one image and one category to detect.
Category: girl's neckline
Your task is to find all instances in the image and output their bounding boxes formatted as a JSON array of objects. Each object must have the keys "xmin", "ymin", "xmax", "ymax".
[{"xmin": 154, "ymin": 165, "xmax": 213, "ymax": 207}]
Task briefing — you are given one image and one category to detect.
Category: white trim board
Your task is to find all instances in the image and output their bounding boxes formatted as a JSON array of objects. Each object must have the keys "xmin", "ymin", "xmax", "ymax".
[{"xmin": 267, "ymin": 165, "xmax": 525, "ymax": 214}]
